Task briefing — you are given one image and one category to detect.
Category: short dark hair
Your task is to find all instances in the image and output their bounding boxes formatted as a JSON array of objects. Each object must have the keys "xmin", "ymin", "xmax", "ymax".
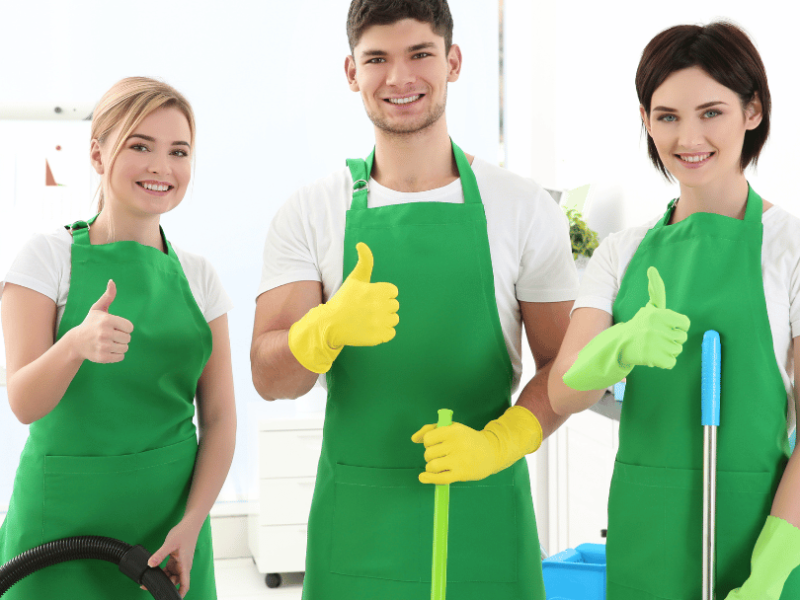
[
  {"xmin": 635, "ymin": 21, "xmax": 771, "ymax": 179},
  {"xmin": 346, "ymin": 0, "xmax": 454, "ymax": 55}
]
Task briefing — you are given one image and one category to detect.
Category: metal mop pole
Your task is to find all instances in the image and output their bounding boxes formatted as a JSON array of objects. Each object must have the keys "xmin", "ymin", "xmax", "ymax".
[
  {"xmin": 701, "ymin": 331, "xmax": 721, "ymax": 600},
  {"xmin": 431, "ymin": 409, "xmax": 453, "ymax": 600}
]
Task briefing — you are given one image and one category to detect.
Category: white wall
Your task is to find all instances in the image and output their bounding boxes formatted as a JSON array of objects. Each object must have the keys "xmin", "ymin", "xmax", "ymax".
[{"xmin": 0, "ymin": 0, "xmax": 499, "ymax": 512}]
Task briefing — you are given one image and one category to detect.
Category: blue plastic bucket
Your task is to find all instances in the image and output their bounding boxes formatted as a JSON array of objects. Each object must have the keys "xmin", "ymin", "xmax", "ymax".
[{"xmin": 542, "ymin": 543, "xmax": 606, "ymax": 600}]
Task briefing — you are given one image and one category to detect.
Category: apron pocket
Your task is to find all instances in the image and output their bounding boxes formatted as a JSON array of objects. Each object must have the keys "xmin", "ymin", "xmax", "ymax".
[
  {"xmin": 330, "ymin": 463, "xmax": 426, "ymax": 582},
  {"xmin": 446, "ymin": 466, "xmax": 517, "ymax": 583},
  {"xmin": 42, "ymin": 436, "xmax": 198, "ymax": 544},
  {"xmin": 608, "ymin": 460, "xmax": 702, "ymax": 599},
  {"xmin": 715, "ymin": 470, "xmax": 774, "ymax": 594}
]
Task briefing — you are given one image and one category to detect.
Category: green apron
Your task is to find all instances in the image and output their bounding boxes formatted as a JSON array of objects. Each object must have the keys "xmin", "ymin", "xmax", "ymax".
[
  {"xmin": 301, "ymin": 142, "xmax": 544, "ymax": 600},
  {"xmin": 0, "ymin": 215, "xmax": 216, "ymax": 599},
  {"xmin": 607, "ymin": 187, "xmax": 800, "ymax": 600}
]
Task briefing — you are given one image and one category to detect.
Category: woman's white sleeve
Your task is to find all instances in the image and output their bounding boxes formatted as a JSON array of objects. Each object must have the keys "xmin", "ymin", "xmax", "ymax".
[{"xmin": 1, "ymin": 233, "xmax": 62, "ymax": 302}]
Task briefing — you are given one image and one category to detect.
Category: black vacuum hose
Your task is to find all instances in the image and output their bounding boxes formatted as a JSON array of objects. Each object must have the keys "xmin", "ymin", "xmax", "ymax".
[{"xmin": 0, "ymin": 536, "xmax": 180, "ymax": 599}]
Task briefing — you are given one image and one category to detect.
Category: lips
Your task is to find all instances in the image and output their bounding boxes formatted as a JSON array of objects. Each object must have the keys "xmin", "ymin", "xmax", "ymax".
[
  {"xmin": 136, "ymin": 181, "xmax": 174, "ymax": 192},
  {"xmin": 676, "ymin": 152, "xmax": 715, "ymax": 164},
  {"xmin": 384, "ymin": 94, "xmax": 424, "ymax": 105}
]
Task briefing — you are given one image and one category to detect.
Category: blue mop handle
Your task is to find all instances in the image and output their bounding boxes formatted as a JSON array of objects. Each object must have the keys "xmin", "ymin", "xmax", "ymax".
[
  {"xmin": 701, "ymin": 331, "xmax": 721, "ymax": 427},
  {"xmin": 701, "ymin": 330, "xmax": 721, "ymax": 600}
]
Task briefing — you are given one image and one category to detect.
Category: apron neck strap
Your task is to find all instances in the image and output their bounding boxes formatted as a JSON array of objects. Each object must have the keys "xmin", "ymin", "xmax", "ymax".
[
  {"xmin": 345, "ymin": 139, "xmax": 481, "ymax": 210},
  {"xmin": 65, "ymin": 213, "xmax": 101, "ymax": 246},
  {"xmin": 743, "ymin": 183, "xmax": 763, "ymax": 223},
  {"xmin": 660, "ymin": 182, "xmax": 763, "ymax": 227}
]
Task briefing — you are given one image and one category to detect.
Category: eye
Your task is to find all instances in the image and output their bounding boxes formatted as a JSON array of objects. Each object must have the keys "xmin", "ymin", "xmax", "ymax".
[
  {"xmin": 413, "ymin": 52, "xmax": 431, "ymax": 59},
  {"xmin": 657, "ymin": 114, "xmax": 677, "ymax": 122},
  {"xmin": 366, "ymin": 57, "xmax": 385, "ymax": 64},
  {"xmin": 130, "ymin": 143, "xmax": 149, "ymax": 151},
  {"xmin": 172, "ymin": 149, "xmax": 189, "ymax": 158},
  {"xmin": 703, "ymin": 109, "xmax": 721, "ymax": 118}
]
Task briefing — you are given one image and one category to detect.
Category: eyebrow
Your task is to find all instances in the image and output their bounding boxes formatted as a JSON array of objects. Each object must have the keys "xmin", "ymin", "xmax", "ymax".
[
  {"xmin": 126, "ymin": 133, "xmax": 191, "ymax": 148},
  {"xmin": 360, "ymin": 41, "xmax": 437, "ymax": 58},
  {"xmin": 652, "ymin": 101, "xmax": 729, "ymax": 113}
]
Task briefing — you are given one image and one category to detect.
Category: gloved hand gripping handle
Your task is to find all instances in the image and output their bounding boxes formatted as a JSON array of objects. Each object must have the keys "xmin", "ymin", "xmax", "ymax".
[{"xmin": 431, "ymin": 408, "xmax": 453, "ymax": 600}]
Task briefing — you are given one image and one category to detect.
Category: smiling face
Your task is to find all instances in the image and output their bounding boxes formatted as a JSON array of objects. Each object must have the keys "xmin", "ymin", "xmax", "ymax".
[
  {"xmin": 345, "ymin": 18, "xmax": 461, "ymax": 136},
  {"xmin": 91, "ymin": 106, "xmax": 192, "ymax": 218},
  {"xmin": 641, "ymin": 66, "xmax": 762, "ymax": 188}
]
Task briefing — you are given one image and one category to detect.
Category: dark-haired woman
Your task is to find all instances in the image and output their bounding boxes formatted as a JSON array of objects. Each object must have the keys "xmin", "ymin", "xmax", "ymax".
[{"xmin": 548, "ymin": 22, "xmax": 800, "ymax": 600}]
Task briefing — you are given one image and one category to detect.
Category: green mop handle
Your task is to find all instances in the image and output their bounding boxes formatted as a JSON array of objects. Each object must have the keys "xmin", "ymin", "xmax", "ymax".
[{"xmin": 431, "ymin": 409, "xmax": 453, "ymax": 600}]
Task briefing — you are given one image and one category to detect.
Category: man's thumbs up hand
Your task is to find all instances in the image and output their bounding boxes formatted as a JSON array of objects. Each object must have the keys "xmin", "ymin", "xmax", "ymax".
[{"xmin": 288, "ymin": 243, "xmax": 400, "ymax": 374}]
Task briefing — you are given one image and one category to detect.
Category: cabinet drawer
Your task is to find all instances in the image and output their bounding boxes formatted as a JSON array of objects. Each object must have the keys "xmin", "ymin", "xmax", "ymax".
[
  {"xmin": 255, "ymin": 524, "xmax": 309, "ymax": 574},
  {"xmin": 259, "ymin": 430, "xmax": 323, "ymax": 478},
  {"xmin": 258, "ymin": 478, "xmax": 316, "ymax": 526}
]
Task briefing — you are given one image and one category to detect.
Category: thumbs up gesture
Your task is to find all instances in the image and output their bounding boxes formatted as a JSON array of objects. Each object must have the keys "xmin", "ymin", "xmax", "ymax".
[
  {"xmin": 563, "ymin": 267, "xmax": 690, "ymax": 391},
  {"xmin": 74, "ymin": 280, "xmax": 135, "ymax": 363},
  {"xmin": 288, "ymin": 243, "xmax": 399, "ymax": 373},
  {"xmin": 325, "ymin": 242, "xmax": 400, "ymax": 347},
  {"xmin": 617, "ymin": 267, "xmax": 691, "ymax": 369}
]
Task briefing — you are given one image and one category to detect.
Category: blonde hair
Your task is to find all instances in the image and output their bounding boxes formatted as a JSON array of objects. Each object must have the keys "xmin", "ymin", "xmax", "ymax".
[{"xmin": 91, "ymin": 77, "xmax": 196, "ymax": 212}]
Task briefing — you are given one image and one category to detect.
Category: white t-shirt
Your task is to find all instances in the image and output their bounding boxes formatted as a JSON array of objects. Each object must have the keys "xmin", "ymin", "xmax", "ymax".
[
  {"xmin": 574, "ymin": 205, "xmax": 800, "ymax": 431},
  {"xmin": 258, "ymin": 156, "xmax": 580, "ymax": 393},
  {"xmin": 2, "ymin": 227, "xmax": 234, "ymax": 331}
]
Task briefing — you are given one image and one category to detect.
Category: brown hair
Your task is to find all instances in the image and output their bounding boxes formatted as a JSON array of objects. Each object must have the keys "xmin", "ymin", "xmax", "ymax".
[
  {"xmin": 346, "ymin": 0, "xmax": 454, "ymax": 54},
  {"xmin": 635, "ymin": 21, "xmax": 771, "ymax": 179},
  {"xmin": 91, "ymin": 77, "xmax": 196, "ymax": 211}
]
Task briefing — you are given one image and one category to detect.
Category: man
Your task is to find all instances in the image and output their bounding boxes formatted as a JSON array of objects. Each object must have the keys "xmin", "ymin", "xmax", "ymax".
[{"xmin": 250, "ymin": 1, "xmax": 578, "ymax": 598}]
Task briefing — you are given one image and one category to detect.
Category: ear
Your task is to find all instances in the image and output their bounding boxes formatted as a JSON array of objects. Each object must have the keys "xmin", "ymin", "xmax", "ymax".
[
  {"xmin": 639, "ymin": 105, "xmax": 653, "ymax": 137},
  {"xmin": 90, "ymin": 139, "xmax": 105, "ymax": 175},
  {"xmin": 744, "ymin": 92, "xmax": 763, "ymax": 131},
  {"xmin": 446, "ymin": 43, "xmax": 462, "ymax": 83},
  {"xmin": 345, "ymin": 55, "xmax": 359, "ymax": 92}
]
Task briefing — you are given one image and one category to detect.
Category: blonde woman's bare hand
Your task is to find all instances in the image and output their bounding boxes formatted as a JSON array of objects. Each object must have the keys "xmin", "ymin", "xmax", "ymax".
[
  {"xmin": 73, "ymin": 280, "xmax": 134, "ymax": 363},
  {"xmin": 143, "ymin": 519, "xmax": 201, "ymax": 598}
]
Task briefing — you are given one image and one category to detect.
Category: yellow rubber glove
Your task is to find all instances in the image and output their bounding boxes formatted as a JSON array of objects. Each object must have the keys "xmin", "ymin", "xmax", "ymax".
[
  {"xmin": 411, "ymin": 405, "xmax": 543, "ymax": 484},
  {"xmin": 288, "ymin": 242, "xmax": 399, "ymax": 374}
]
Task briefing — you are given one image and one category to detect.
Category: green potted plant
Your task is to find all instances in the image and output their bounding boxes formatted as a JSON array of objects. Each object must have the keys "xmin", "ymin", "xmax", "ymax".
[{"xmin": 564, "ymin": 206, "xmax": 599, "ymax": 270}]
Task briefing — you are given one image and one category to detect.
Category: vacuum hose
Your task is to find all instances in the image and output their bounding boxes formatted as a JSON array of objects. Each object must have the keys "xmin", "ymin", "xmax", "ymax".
[{"xmin": 0, "ymin": 536, "xmax": 180, "ymax": 599}]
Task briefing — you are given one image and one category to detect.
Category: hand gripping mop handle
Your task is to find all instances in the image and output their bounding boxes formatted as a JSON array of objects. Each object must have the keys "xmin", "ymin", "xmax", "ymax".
[
  {"xmin": 701, "ymin": 330, "xmax": 721, "ymax": 600},
  {"xmin": 431, "ymin": 409, "xmax": 453, "ymax": 600}
]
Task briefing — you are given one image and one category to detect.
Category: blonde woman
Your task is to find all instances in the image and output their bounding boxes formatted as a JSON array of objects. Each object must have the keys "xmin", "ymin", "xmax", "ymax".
[{"xmin": 0, "ymin": 77, "xmax": 235, "ymax": 599}]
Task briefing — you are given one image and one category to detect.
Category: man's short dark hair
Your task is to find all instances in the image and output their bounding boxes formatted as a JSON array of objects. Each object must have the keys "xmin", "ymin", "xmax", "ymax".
[
  {"xmin": 636, "ymin": 21, "xmax": 771, "ymax": 179},
  {"xmin": 347, "ymin": 0, "xmax": 454, "ymax": 54}
]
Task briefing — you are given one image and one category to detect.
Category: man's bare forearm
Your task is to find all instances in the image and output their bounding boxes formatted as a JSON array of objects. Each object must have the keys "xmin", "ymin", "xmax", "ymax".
[
  {"xmin": 251, "ymin": 329, "xmax": 318, "ymax": 400},
  {"xmin": 514, "ymin": 360, "xmax": 569, "ymax": 441}
]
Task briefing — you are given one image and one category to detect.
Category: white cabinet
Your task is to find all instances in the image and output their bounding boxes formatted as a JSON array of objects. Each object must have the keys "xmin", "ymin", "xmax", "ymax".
[
  {"xmin": 548, "ymin": 405, "xmax": 619, "ymax": 553},
  {"xmin": 248, "ymin": 414, "xmax": 324, "ymax": 585}
]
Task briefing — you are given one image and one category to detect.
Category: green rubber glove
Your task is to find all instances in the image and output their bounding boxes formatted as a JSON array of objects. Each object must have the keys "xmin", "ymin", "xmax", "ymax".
[
  {"xmin": 726, "ymin": 516, "xmax": 800, "ymax": 600},
  {"xmin": 288, "ymin": 242, "xmax": 399, "ymax": 374},
  {"xmin": 563, "ymin": 266, "xmax": 690, "ymax": 391},
  {"xmin": 412, "ymin": 405, "xmax": 543, "ymax": 484}
]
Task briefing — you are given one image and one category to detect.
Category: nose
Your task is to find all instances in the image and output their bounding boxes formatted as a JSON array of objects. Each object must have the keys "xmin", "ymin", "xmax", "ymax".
[
  {"xmin": 147, "ymin": 151, "xmax": 172, "ymax": 175},
  {"xmin": 385, "ymin": 58, "xmax": 416, "ymax": 88},
  {"xmin": 677, "ymin": 118, "xmax": 705, "ymax": 150}
]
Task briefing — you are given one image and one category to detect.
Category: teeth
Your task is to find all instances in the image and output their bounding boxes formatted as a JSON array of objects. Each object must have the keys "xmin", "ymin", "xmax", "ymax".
[
  {"xmin": 389, "ymin": 95, "xmax": 421, "ymax": 105},
  {"xmin": 141, "ymin": 182, "xmax": 170, "ymax": 191},
  {"xmin": 679, "ymin": 153, "xmax": 712, "ymax": 163}
]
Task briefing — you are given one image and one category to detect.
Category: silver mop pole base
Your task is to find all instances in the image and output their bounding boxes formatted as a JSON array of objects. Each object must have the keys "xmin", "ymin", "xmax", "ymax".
[{"xmin": 703, "ymin": 425, "xmax": 717, "ymax": 600}]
